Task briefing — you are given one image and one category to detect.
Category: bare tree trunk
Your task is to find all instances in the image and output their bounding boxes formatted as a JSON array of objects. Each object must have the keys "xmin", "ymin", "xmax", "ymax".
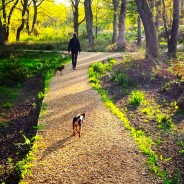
[
  {"xmin": 137, "ymin": 15, "xmax": 141, "ymax": 46},
  {"xmin": 31, "ymin": 0, "xmax": 37, "ymax": 33},
  {"xmin": 155, "ymin": 0, "xmax": 161, "ymax": 31},
  {"xmin": 135, "ymin": 0, "xmax": 159, "ymax": 58},
  {"xmin": 118, "ymin": 0, "xmax": 126, "ymax": 51},
  {"xmin": 16, "ymin": 0, "xmax": 28, "ymax": 41},
  {"xmin": 94, "ymin": 0, "xmax": 99, "ymax": 39},
  {"xmin": 181, "ymin": 0, "xmax": 184, "ymax": 18},
  {"xmin": 168, "ymin": 0, "xmax": 180, "ymax": 57},
  {"xmin": 71, "ymin": 0, "xmax": 79, "ymax": 35},
  {"xmin": 0, "ymin": 18, "xmax": 5, "ymax": 57},
  {"xmin": 162, "ymin": 0, "xmax": 170, "ymax": 47},
  {"xmin": 112, "ymin": 0, "xmax": 119, "ymax": 43},
  {"xmin": 26, "ymin": 9, "xmax": 31, "ymax": 35},
  {"xmin": 84, "ymin": 0, "xmax": 94, "ymax": 47},
  {"xmin": 2, "ymin": 0, "xmax": 7, "ymax": 42},
  {"xmin": 6, "ymin": 0, "xmax": 19, "ymax": 41}
]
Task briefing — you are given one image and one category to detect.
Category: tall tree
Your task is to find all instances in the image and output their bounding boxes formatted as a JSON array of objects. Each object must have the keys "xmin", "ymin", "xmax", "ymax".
[
  {"xmin": 31, "ymin": 0, "xmax": 44, "ymax": 33},
  {"xmin": 70, "ymin": 0, "xmax": 81, "ymax": 35},
  {"xmin": 137, "ymin": 15, "xmax": 141, "ymax": 46},
  {"xmin": 112, "ymin": 0, "xmax": 119, "ymax": 43},
  {"xmin": 6, "ymin": 0, "xmax": 19, "ymax": 41},
  {"xmin": 161, "ymin": 0, "xmax": 170, "ymax": 47},
  {"xmin": 16, "ymin": 0, "xmax": 28, "ymax": 41},
  {"xmin": 0, "ymin": 18, "xmax": 5, "ymax": 56},
  {"xmin": 181, "ymin": 0, "xmax": 184, "ymax": 19},
  {"xmin": 84, "ymin": 0, "xmax": 94, "ymax": 46},
  {"xmin": 168, "ymin": 0, "xmax": 180, "ymax": 57},
  {"xmin": 135, "ymin": 0, "xmax": 159, "ymax": 58},
  {"xmin": 118, "ymin": 0, "xmax": 126, "ymax": 51},
  {"xmin": 127, "ymin": 0, "xmax": 141, "ymax": 46},
  {"xmin": 2, "ymin": 0, "xmax": 6, "ymax": 42}
]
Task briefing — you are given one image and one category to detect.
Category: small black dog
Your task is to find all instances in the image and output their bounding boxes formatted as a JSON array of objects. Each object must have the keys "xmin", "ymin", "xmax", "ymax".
[
  {"xmin": 55, "ymin": 65, "xmax": 64, "ymax": 75},
  {"xmin": 72, "ymin": 113, "xmax": 85, "ymax": 138}
]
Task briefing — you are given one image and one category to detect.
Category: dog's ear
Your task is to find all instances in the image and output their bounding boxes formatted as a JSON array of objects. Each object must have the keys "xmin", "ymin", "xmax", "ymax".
[{"xmin": 81, "ymin": 113, "xmax": 85, "ymax": 119}]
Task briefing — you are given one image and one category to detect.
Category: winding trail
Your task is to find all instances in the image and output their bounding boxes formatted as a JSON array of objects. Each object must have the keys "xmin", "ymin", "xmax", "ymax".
[{"xmin": 23, "ymin": 52, "xmax": 160, "ymax": 184}]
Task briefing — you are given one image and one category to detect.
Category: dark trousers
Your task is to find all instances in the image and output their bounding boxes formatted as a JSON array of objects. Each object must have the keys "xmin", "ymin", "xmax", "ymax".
[{"xmin": 71, "ymin": 51, "xmax": 78, "ymax": 68}]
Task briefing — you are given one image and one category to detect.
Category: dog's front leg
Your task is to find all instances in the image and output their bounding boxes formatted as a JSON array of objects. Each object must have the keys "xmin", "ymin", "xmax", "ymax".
[
  {"xmin": 78, "ymin": 124, "xmax": 82, "ymax": 138},
  {"xmin": 73, "ymin": 120, "xmax": 76, "ymax": 136}
]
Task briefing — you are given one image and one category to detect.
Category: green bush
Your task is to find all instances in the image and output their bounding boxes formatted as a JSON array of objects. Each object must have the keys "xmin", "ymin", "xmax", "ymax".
[
  {"xmin": 0, "ymin": 55, "xmax": 28, "ymax": 86},
  {"xmin": 112, "ymin": 70, "xmax": 137, "ymax": 89},
  {"xmin": 128, "ymin": 90, "xmax": 145, "ymax": 107},
  {"xmin": 155, "ymin": 114, "xmax": 174, "ymax": 131}
]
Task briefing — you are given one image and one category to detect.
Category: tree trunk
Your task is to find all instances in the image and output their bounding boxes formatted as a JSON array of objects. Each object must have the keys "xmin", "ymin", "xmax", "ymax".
[
  {"xmin": 0, "ymin": 18, "xmax": 5, "ymax": 57},
  {"xmin": 162, "ymin": 0, "xmax": 170, "ymax": 47},
  {"xmin": 6, "ymin": 0, "xmax": 19, "ymax": 41},
  {"xmin": 95, "ymin": 0, "xmax": 98, "ymax": 39},
  {"xmin": 16, "ymin": 0, "xmax": 28, "ymax": 41},
  {"xmin": 118, "ymin": 0, "xmax": 126, "ymax": 51},
  {"xmin": 84, "ymin": 0, "xmax": 94, "ymax": 47},
  {"xmin": 168, "ymin": 0, "xmax": 180, "ymax": 57},
  {"xmin": 26, "ymin": 9, "xmax": 30, "ymax": 35},
  {"xmin": 71, "ymin": 0, "xmax": 79, "ymax": 35},
  {"xmin": 155, "ymin": 0, "xmax": 162, "ymax": 32},
  {"xmin": 2, "ymin": 0, "xmax": 7, "ymax": 42},
  {"xmin": 31, "ymin": 0, "xmax": 37, "ymax": 33},
  {"xmin": 112, "ymin": 0, "xmax": 119, "ymax": 43},
  {"xmin": 137, "ymin": 15, "xmax": 141, "ymax": 46},
  {"xmin": 181, "ymin": 0, "xmax": 184, "ymax": 18},
  {"xmin": 135, "ymin": 0, "xmax": 159, "ymax": 58}
]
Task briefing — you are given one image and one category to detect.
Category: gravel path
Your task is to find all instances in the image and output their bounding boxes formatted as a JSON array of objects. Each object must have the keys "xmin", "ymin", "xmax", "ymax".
[{"xmin": 23, "ymin": 52, "xmax": 160, "ymax": 184}]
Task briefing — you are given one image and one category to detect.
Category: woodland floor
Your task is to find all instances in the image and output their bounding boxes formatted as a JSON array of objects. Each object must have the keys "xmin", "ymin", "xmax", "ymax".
[
  {"xmin": 101, "ymin": 57, "xmax": 184, "ymax": 183},
  {"xmin": 0, "ymin": 52, "xmax": 184, "ymax": 183},
  {"xmin": 0, "ymin": 74, "xmax": 44, "ymax": 183}
]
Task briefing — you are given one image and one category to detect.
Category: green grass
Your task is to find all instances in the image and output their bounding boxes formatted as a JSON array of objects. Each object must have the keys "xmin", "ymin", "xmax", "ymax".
[
  {"xmin": 128, "ymin": 90, "xmax": 145, "ymax": 107},
  {"xmin": 155, "ymin": 113, "xmax": 174, "ymax": 132},
  {"xmin": 112, "ymin": 70, "xmax": 137, "ymax": 89},
  {"xmin": 0, "ymin": 87, "xmax": 19, "ymax": 109},
  {"xmin": 0, "ymin": 52, "xmax": 70, "ymax": 111}
]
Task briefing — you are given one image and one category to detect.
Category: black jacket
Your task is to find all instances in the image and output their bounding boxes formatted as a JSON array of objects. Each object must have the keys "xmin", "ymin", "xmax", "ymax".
[{"xmin": 68, "ymin": 37, "xmax": 81, "ymax": 52}]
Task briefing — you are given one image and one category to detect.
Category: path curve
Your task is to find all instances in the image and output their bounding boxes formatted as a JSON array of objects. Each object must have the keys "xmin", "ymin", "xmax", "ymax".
[{"xmin": 23, "ymin": 52, "xmax": 160, "ymax": 184}]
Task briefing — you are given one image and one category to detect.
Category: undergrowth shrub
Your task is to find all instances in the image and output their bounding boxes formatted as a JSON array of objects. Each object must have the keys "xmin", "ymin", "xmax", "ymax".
[
  {"xmin": 155, "ymin": 114, "xmax": 174, "ymax": 132},
  {"xmin": 112, "ymin": 70, "xmax": 137, "ymax": 89},
  {"xmin": 0, "ymin": 55, "xmax": 28, "ymax": 86},
  {"xmin": 128, "ymin": 90, "xmax": 145, "ymax": 107}
]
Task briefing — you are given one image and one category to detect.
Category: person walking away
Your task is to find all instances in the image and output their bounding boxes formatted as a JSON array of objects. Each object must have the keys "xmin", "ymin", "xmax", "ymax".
[{"xmin": 68, "ymin": 32, "xmax": 81, "ymax": 70}]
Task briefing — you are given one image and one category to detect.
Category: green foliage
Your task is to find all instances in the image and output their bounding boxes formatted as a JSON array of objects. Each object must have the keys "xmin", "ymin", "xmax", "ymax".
[
  {"xmin": 0, "ymin": 55, "xmax": 28, "ymax": 86},
  {"xmin": 128, "ymin": 90, "xmax": 145, "ymax": 107},
  {"xmin": 32, "ymin": 124, "xmax": 45, "ymax": 131},
  {"xmin": 177, "ymin": 140, "xmax": 184, "ymax": 147},
  {"xmin": 38, "ymin": 91, "xmax": 44, "ymax": 100},
  {"xmin": 155, "ymin": 114, "xmax": 174, "ymax": 132},
  {"xmin": 142, "ymin": 107, "xmax": 152, "ymax": 116},
  {"xmin": 112, "ymin": 70, "xmax": 137, "ymax": 89},
  {"xmin": 178, "ymin": 140, "xmax": 184, "ymax": 155},
  {"xmin": 0, "ymin": 121, "xmax": 10, "ymax": 128},
  {"xmin": 15, "ymin": 134, "xmax": 41, "ymax": 180},
  {"xmin": 163, "ymin": 170, "xmax": 181, "ymax": 184},
  {"xmin": 91, "ymin": 62, "xmax": 112, "ymax": 77}
]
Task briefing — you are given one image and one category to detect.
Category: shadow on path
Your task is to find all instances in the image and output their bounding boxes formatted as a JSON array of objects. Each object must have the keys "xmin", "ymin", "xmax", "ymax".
[{"xmin": 40, "ymin": 135, "xmax": 73, "ymax": 161}]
